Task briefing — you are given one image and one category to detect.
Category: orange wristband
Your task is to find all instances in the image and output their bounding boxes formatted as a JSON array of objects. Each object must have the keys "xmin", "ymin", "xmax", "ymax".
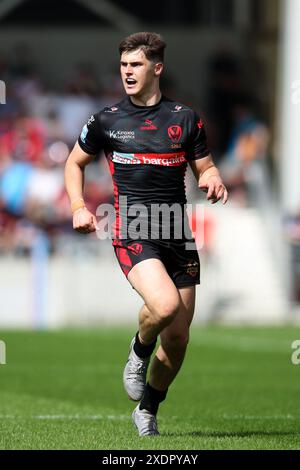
[{"xmin": 71, "ymin": 198, "xmax": 86, "ymax": 214}]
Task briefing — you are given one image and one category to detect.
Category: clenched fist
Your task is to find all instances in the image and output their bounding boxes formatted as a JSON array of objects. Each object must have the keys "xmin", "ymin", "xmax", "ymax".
[{"xmin": 73, "ymin": 207, "xmax": 98, "ymax": 234}]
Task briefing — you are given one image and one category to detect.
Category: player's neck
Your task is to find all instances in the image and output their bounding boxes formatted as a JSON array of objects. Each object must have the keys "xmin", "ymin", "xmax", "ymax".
[{"xmin": 129, "ymin": 89, "xmax": 162, "ymax": 107}]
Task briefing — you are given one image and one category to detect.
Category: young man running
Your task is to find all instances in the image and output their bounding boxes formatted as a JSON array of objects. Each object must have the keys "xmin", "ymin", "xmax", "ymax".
[{"xmin": 65, "ymin": 32, "xmax": 228, "ymax": 437}]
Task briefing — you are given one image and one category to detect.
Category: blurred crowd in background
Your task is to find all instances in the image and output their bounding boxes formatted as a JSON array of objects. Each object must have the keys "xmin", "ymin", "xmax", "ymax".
[{"xmin": 0, "ymin": 43, "xmax": 271, "ymax": 256}]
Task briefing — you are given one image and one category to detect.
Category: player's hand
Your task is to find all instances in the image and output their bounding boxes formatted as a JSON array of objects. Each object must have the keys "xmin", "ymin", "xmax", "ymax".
[
  {"xmin": 199, "ymin": 175, "xmax": 228, "ymax": 205},
  {"xmin": 73, "ymin": 207, "xmax": 98, "ymax": 233}
]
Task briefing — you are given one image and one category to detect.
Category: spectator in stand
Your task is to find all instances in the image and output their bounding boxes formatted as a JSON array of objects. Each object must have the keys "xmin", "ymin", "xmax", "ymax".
[{"xmin": 219, "ymin": 96, "xmax": 270, "ymax": 207}]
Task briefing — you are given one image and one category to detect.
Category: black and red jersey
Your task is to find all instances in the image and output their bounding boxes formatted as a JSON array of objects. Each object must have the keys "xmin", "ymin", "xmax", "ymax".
[{"xmin": 77, "ymin": 95, "xmax": 209, "ymax": 241}]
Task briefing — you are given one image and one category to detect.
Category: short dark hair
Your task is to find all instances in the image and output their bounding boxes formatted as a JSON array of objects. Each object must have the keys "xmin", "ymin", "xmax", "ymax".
[{"xmin": 119, "ymin": 32, "xmax": 166, "ymax": 63}]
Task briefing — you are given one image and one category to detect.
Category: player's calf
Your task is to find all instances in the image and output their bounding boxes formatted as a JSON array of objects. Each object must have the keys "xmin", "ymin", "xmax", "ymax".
[{"xmin": 161, "ymin": 332, "xmax": 189, "ymax": 361}]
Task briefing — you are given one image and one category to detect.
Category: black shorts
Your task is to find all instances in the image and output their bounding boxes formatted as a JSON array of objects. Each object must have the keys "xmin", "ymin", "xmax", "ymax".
[{"xmin": 113, "ymin": 239, "xmax": 200, "ymax": 288}]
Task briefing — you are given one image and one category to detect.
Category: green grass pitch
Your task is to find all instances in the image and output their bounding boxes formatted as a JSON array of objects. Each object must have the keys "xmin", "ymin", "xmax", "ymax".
[{"xmin": 0, "ymin": 326, "xmax": 299, "ymax": 450}]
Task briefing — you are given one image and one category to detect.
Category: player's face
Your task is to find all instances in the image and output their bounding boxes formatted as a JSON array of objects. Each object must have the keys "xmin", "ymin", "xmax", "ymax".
[{"xmin": 120, "ymin": 49, "xmax": 163, "ymax": 98}]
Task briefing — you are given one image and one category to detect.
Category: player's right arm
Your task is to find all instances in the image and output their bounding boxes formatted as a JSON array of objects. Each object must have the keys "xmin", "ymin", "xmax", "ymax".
[{"xmin": 64, "ymin": 141, "xmax": 97, "ymax": 234}]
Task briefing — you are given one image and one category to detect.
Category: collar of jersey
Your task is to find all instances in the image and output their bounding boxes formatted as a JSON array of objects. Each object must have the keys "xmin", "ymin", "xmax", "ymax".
[{"xmin": 127, "ymin": 94, "xmax": 165, "ymax": 109}]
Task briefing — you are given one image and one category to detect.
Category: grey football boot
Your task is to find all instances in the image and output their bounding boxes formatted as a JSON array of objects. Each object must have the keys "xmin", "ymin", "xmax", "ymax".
[
  {"xmin": 123, "ymin": 337, "xmax": 150, "ymax": 401},
  {"xmin": 132, "ymin": 404, "xmax": 159, "ymax": 436}
]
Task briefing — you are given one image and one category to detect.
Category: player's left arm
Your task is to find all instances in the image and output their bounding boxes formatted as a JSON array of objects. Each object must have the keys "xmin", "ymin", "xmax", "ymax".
[
  {"xmin": 187, "ymin": 111, "xmax": 228, "ymax": 204},
  {"xmin": 189, "ymin": 154, "xmax": 228, "ymax": 205}
]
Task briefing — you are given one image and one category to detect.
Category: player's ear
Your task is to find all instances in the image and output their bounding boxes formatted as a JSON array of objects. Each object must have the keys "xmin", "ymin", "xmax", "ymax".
[{"xmin": 154, "ymin": 62, "xmax": 163, "ymax": 77}]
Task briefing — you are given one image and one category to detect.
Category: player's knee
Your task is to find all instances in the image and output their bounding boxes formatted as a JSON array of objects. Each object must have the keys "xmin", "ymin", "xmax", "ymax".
[{"xmin": 154, "ymin": 297, "xmax": 180, "ymax": 325}]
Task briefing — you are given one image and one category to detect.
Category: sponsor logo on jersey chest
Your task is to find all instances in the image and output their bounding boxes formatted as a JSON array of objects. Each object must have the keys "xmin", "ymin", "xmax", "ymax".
[{"xmin": 109, "ymin": 130, "xmax": 135, "ymax": 140}]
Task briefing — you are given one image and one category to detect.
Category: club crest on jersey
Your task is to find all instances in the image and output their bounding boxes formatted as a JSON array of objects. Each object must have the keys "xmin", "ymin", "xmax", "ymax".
[{"xmin": 168, "ymin": 125, "xmax": 182, "ymax": 143}]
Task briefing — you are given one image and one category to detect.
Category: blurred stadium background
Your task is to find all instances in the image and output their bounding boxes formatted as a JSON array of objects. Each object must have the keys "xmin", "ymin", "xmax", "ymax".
[
  {"xmin": 0, "ymin": 0, "xmax": 299, "ymax": 329},
  {"xmin": 2, "ymin": 0, "xmax": 300, "ymax": 452}
]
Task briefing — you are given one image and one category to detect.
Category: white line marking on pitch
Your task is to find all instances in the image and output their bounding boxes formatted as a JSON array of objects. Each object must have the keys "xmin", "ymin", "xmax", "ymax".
[
  {"xmin": 0, "ymin": 414, "xmax": 129, "ymax": 420},
  {"xmin": 0, "ymin": 414, "xmax": 178, "ymax": 421},
  {"xmin": 223, "ymin": 414, "xmax": 299, "ymax": 420}
]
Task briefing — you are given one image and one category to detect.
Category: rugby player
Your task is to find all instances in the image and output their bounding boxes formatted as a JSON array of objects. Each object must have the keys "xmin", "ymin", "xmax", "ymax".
[{"xmin": 65, "ymin": 32, "xmax": 228, "ymax": 437}]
